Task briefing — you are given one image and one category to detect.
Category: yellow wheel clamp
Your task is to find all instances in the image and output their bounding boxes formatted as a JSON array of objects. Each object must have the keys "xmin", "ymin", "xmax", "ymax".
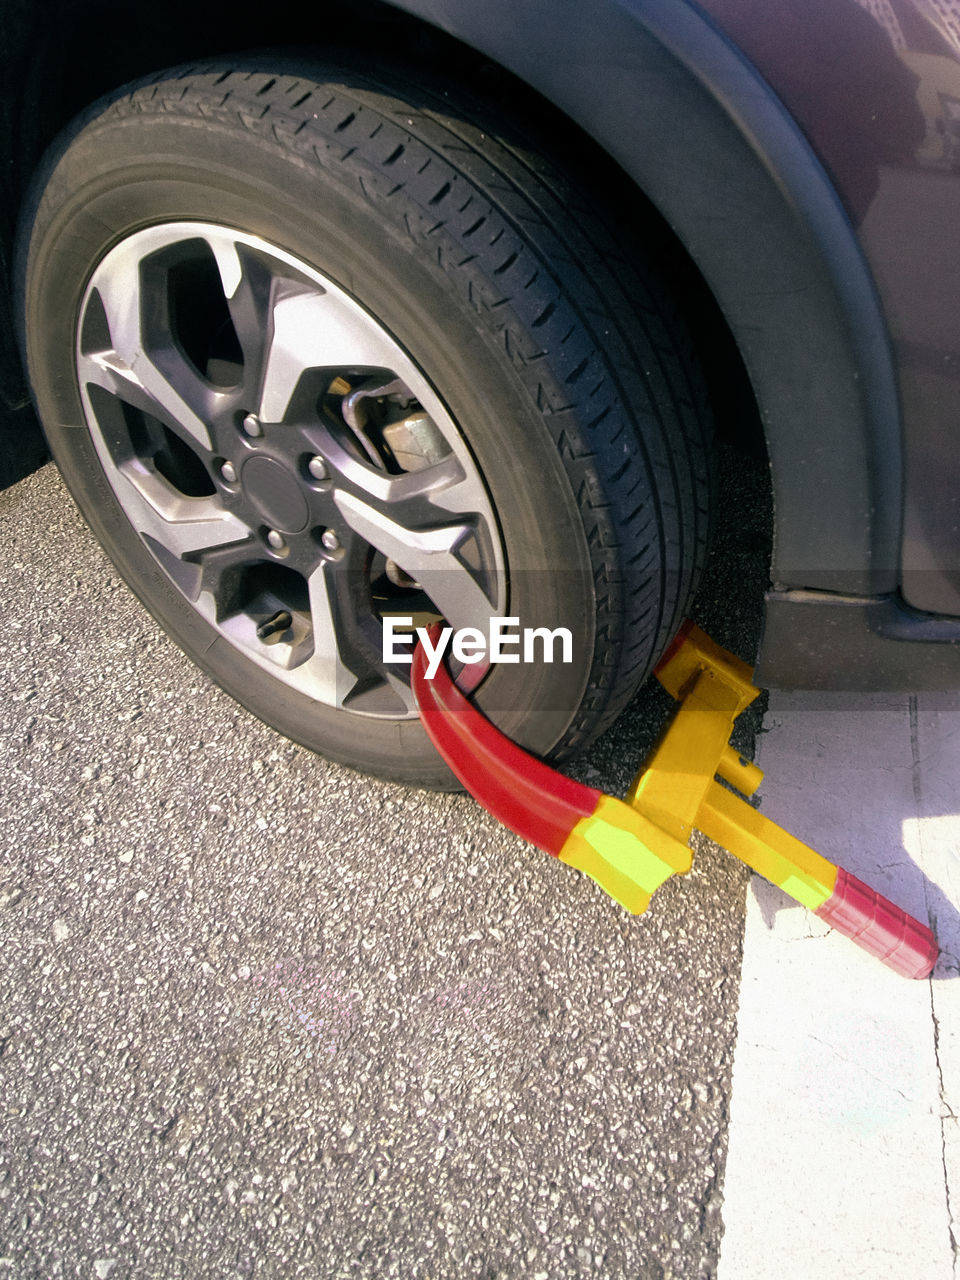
[{"xmin": 412, "ymin": 621, "xmax": 938, "ymax": 980}]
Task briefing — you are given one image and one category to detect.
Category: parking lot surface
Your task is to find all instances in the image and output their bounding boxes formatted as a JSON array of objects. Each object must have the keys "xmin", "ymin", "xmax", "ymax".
[
  {"xmin": 0, "ymin": 460, "xmax": 765, "ymax": 1279},
  {"xmin": 10, "ymin": 452, "xmax": 954, "ymax": 1280}
]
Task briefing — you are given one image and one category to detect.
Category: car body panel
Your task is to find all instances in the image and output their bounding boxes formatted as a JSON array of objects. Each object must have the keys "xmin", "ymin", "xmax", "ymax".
[
  {"xmin": 390, "ymin": 0, "xmax": 905, "ymax": 601},
  {"xmin": 699, "ymin": 0, "xmax": 960, "ymax": 618}
]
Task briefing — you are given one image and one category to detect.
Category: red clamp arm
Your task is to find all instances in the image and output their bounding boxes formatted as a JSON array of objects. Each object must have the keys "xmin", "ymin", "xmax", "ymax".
[
  {"xmin": 815, "ymin": 868, "xmax": 938, "ymax": 980},
  {"xmin": 410, "ymin": 634, "xmax": 600, "ymax": 856}
]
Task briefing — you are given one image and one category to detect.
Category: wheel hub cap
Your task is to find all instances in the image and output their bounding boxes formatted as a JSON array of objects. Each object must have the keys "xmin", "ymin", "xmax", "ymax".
[{"xmin": 240, "ymin": 455, "xmax": 310, "ymax": 534}]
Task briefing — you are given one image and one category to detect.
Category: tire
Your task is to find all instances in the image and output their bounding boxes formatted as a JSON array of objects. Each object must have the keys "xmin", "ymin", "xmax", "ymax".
[{"xmin": 18, "ymin": 61, "xmax": 712, "ymax": 788}]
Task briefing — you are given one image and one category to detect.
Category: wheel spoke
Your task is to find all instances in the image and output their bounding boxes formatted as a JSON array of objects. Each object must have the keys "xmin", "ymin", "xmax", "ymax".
[
  {"xmin": 299, "ymin": 563, "xmax": 364, "ymax": 707},
  {"xmin": 111, "ymin": 465, "xmax": 252, "ymax": 561},
  {"xmin": 314, "ymin": 424, "xmax": 500, "ymax": 629},
  {"xmin": 209, "ymin": 235, "xmax": 277, "ymax": 403},
  {"xmin": 359, "ymin": 455, "xmax": 480, "ymax": 522},
  {"xmin": 383, "ymin": 669, "xmax": 418, "ymax": 717},
  {"xmin": 258, "ymin": 288, "xmax": 404, "ymax": 423},
  {"xmin": 333, "ymin": 488, "xmax": 496, "ymax": 634},
  {"xmin": 77, "ymin": 348, "xmax": 217, "ymax": 462},
  {"xmin": 191, "ymin": 539, "xmax": 269, "ymax": 608},
  {"xmin": 81, "ymin": 241, "xmax": 217, "ymax": 453}
]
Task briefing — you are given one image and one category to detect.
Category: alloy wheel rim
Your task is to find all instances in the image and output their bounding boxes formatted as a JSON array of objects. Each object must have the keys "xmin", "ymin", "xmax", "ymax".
[{"xmin": 75, "ymin": 222, "xmax": 506, "ymax": 719}]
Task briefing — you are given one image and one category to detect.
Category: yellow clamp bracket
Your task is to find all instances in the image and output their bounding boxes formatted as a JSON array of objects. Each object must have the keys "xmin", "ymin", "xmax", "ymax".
[
  {"xmin": 637, "ymin": 623, "xmax": 837, "ymax": 909},
  {"xmin": 597, "ymin": 621, "xmax": 938, "ymax": 980},
  {"xmin": 696, "ymin": 781, "xmax": 837, "ymax": 911},
  {"xmin": 563, "ymin": 622, "xmax": 838, "ymax": 916},
  {"xmin": 558, "ymin": 793, "xmax": 693, "ymax": 915}
]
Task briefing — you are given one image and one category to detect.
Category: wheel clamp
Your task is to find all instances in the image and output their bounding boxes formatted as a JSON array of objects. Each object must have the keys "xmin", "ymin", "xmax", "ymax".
[{"xmin": 411, "ymin": 621, "xmax": 938, "ymax": 980}]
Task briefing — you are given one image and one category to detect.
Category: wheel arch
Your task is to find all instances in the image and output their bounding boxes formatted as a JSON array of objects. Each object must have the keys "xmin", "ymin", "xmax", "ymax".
[{"xmin": 381, "ymin": 0, "xmax": 902, "ymax": 598}]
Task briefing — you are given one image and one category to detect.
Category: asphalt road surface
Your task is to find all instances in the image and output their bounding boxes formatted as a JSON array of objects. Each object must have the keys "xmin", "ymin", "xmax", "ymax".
[{"xmin": 0, "ymin": 446, "xmax": 770, "ymax": 1280}]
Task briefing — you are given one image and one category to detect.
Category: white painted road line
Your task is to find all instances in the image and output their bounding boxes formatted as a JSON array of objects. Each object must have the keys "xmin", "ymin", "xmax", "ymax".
[{"xmin": 718, "ymin": 691, "xmax": 960, "ymax": 1280}]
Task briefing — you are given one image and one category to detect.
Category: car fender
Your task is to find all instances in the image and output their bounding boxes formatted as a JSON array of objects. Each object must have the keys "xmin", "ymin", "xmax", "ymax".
[{"xmin": 391, "ymin": 0, "xmax": 903, "ymax": 598}]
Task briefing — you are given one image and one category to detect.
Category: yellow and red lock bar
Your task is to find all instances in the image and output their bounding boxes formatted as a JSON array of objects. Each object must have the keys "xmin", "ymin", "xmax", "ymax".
[{"xmin": 411, "ymin": 621, "xmax": 938, "ymax": 980}]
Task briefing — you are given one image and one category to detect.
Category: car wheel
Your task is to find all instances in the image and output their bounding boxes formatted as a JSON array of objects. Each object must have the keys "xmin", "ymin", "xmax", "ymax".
[{"xmin": 18, "ymin": 63, "xmax": 712, "ymax": 787}]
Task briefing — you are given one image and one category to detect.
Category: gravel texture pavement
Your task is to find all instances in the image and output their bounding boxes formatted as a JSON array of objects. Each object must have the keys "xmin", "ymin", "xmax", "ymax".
[{"xmin": 0, "ymin": 446, "xmax": 768, "ymax": 1280}]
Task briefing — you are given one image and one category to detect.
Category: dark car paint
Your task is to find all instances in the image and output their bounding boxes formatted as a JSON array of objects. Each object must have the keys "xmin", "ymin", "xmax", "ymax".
[
  {"xmin": 0, "ymin": 0, "xmax": 958, "ymax": 686},
  {"xmin": 700, "ymin": 0, "xmax": 960, "ymax": 621}
]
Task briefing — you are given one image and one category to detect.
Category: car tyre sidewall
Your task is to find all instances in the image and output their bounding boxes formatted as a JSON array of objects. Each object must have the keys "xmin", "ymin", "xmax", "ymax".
[{"xmin": 21, "ymin": 108, "xmax": 597, "ymax": 785}]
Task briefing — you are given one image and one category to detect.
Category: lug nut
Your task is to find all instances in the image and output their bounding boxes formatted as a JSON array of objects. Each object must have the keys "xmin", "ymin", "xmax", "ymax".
[
  {"xmin": 266, "ymin": 530, "xmax": 286, "ymax": 551},
  {"xmin": 307, "ymin": 456, "xmax": 328, "ymax": 481},
  {"xmin": 220, "ymin": 461, "xmax": 238, "ymax": 483},
  {"xmin": 242, "ymin": 413, "xmax": 263, "ymax": 438},
  {"xmin": 321, "ymin": 529, "xmax": 341, "ymax": 552}
]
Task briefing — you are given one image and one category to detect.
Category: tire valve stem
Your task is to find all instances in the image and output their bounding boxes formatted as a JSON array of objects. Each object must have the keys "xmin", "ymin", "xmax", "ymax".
[{"xmin": 256, "ymin": 610, "xmax": 294, "ymax": 643}]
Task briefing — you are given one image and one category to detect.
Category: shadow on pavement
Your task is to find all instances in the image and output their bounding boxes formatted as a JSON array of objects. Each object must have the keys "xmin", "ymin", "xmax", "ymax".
[{"xmin": 0, "ymin": 401, "xmax": 48, "ymax": 491}]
